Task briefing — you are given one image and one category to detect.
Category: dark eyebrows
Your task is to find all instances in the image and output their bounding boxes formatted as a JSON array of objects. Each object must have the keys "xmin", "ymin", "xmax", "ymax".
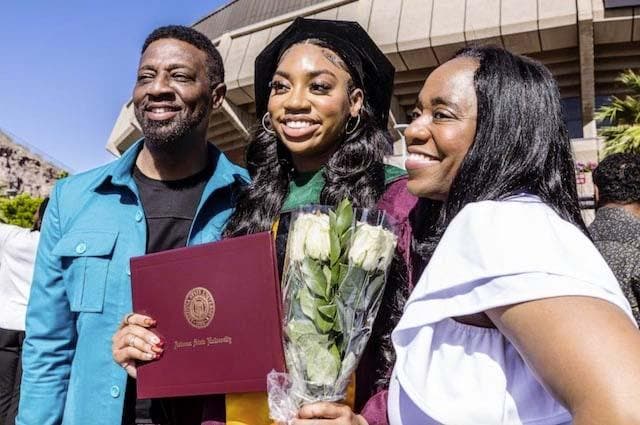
[
  {"xmin": 138, "ymin": 63, "xmax": 194, "ymax": 72},
  {"xmin": 431, "ymin": 96, "xmax": 461, "ymax": 111},
  {"xmin": 308, "ymin": 69, "xmax": 337, "ymax": 79},
  {"xmin": 273, "ymin": 70, "xmax": 290, "ymax": 79},
  {"xmin": 272, "ymin": 69, "xmax": 338, "ymax": 80}
]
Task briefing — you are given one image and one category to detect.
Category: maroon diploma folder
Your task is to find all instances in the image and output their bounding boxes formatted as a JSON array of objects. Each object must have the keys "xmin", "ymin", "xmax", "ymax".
[{"xmin": 130, "ymin": 231, "xmax": 286, "ymax": 399}]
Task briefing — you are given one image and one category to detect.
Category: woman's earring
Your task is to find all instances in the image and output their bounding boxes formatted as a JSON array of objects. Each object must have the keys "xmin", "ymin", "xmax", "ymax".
[
  {"xmin": 345, "ymin": 114, "xmax": 361, "ymax": 135},
  {"xmin": 262, "ymin": 112, "xmax": 276, "ymax": 135}
]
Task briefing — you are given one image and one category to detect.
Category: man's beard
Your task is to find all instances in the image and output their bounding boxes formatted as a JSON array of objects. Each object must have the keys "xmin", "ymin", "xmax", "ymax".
[{"xmin": 135, "ymin": 106, "xmax": 210, "ymax": 151}]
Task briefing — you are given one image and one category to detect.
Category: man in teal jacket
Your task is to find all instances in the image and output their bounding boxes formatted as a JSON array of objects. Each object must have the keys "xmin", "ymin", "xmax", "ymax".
[{"xmin": 17, "ymin": 26, "xmax": 248, "ymax": 425}]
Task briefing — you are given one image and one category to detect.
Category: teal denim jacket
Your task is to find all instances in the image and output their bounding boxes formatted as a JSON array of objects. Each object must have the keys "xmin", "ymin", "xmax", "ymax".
[{"xmin": 17, "ymin": 141, "xmax": 248, "ymax": 425}]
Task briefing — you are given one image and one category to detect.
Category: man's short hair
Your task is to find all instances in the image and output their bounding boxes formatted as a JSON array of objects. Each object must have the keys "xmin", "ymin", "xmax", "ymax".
[
  {"xmin": 142, "ymin": 25, "xmax": 224, "ymax": 88},
  {"xmin": 593, "ymin": 153, "xmax": 640, "ymax": 205}
]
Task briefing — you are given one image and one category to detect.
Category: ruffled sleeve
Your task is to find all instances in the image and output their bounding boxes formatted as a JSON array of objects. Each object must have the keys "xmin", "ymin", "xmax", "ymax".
[
  {"xmin": 398, "ymin": 195, "xmax": 633, "ymax": 329},
  {"xmin": 390, "ymin": 195, "xmax": 634, "ymax": 425}
]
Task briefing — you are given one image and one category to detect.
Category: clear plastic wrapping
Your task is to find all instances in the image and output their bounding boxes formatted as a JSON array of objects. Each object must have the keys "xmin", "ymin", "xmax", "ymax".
[{"xmin": 268, "ymin": 199, "xmax": 398, "ymax": 423}]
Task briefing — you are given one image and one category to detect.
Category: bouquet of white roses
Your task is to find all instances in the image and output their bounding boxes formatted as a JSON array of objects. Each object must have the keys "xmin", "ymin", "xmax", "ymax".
[{"xmin": 268, "ymin": 199, "xmax": 398, "ymax": 422}]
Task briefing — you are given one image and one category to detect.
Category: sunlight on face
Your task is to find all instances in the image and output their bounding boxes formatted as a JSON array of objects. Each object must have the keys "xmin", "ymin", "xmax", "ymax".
[
  {"xmin": 133, "ymin": 39, "xmax": 213, "ymax": 147},
  {"xmin": 404, "ymin": 57, "xmax": 479, "ymax": 200},
  {"xmin": 267, "ymin": 43, "xmax": 362, "ymax": 172}
]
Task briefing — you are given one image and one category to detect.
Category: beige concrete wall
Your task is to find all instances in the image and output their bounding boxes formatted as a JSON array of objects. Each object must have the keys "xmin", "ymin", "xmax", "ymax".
[{"xmin": 107, "ymin": 0, "xmax": 639, "ymax": 160}]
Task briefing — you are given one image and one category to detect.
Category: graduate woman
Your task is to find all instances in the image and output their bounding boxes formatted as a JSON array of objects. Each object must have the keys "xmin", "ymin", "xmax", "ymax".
[
  {"xmin": 113, "ymin": 18, "xmax": 415, "ymax": 425},
  {"xmin": 389, "ymin": 45, "xmax": 640, "ymax": 424},
  {"xmin": 224, "ymin": 18, "xmax": 416, "ymax": 425}
]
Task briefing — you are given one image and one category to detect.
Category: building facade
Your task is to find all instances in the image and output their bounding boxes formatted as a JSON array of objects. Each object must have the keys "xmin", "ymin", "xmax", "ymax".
[{"xmin": 107, "ymin": 0, "xmax": 640, "ymax": 201}]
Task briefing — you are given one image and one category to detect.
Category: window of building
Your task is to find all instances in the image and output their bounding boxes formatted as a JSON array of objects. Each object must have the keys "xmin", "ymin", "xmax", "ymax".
[
  {"xmin": 561, "ymin": 95, "xmax": 615, "ymax": 139},
  {"xmin": 561, "ymin": 97, "xmax": 583, "ymax": 139},
  {"xmin": 604, "ymin": 0, "xmax": 640, "ymax": 8},
  {"xmin": 595, "ymin": 95, "xmax": 613, "ymax": 126}
]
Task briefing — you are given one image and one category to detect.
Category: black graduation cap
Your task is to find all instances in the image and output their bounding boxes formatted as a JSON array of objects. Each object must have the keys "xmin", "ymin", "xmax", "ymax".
[{"xmin": 254, "ymin": 17, "xmax": 395, "ymax": 128}]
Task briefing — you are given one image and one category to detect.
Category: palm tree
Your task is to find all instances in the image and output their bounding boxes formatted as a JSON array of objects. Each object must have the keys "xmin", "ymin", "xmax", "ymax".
[{"xmin": 595, "ymin": 69, "xmax": 640, "ymax": 156}]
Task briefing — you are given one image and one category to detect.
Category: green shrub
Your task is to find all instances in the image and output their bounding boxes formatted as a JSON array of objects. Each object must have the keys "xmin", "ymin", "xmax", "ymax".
[{"xmin": 0, "ymin": 194, "xmax": 45, "ymax": 228}]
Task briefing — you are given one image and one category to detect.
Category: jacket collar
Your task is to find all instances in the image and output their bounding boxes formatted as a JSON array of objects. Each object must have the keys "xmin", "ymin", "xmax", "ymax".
[{"xmin": 93, "ymin": 139, "xmax": 248, "ymax": 201}]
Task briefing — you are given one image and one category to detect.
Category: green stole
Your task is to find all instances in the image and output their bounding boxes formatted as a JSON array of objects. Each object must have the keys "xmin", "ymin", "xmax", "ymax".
[{"xmin": 282, "ymin": 164, "xmax": 406, "ymax": 211}]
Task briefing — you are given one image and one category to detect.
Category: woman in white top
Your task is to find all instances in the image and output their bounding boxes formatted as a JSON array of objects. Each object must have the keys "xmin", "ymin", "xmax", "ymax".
[{"xmin": 390, "ymin": 46, "xmax": 640, "ymax": 424}]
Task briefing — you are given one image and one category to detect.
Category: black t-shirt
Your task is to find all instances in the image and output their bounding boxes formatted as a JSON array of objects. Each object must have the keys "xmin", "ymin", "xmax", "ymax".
[
  {"xmin": 122, "ymin": 162, "xmax": 214, "ymax": 425},
  {"xmin": 134, "ymin": 163, "xmax": 213, "ymax": 253}
]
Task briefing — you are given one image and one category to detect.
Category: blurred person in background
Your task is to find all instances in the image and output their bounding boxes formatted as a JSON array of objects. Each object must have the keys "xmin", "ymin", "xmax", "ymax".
[
  {"xmin": 590, "ymin": 153, "xmax": 640, "ymax": 324},
  {"xmin": 0, "ymin": 197, "xmax": 47, "ymax": 425}
]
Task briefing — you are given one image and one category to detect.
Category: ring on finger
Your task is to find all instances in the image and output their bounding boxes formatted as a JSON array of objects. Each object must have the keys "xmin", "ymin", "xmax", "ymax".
[
  {"xmin": 128, "ymin": 334, "xmax": 136, "ymax": 347},
  {"xmin": 121, "ymin": 362, "xmax": 129, "ymax": 369},
  {"xmin": 123, "ymin": 312, "xmax": 135, "ymax": 326}
]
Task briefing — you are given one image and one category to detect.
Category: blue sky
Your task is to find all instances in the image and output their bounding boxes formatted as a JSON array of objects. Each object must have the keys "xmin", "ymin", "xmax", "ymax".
[{"xmin": 0, "ymin": 0, "xmax": 228, "ymax": 173}]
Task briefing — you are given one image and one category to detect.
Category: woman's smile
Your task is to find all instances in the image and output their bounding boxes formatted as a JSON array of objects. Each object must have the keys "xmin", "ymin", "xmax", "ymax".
[
  {"xmin": 279, "ymin": 116, "xmax": 322, "ymax": 140},
  {"xmin": 404, "ymin": 147, "xmax": 441, "ymax": 171},
  {"xmin": 267, "ymin": 43, "xmax": 363, "ymax": 171},
  {"xmin": 403, "ymin": 57, "xmax": 478, "ymax": 200}
]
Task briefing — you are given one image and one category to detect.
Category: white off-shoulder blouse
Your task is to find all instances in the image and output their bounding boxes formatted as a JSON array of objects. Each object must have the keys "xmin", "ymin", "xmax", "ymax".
[{"xmin": 389, "ymin": 195, "xmax": 634, "ymax": 425}]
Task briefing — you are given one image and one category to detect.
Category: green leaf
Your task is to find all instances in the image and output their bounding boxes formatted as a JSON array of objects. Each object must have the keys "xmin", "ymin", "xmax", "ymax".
[
  {"xmin": 337, "ymin": 263, "xmax": 350, "ymax": 285},
  {"xmin": 330, "ymin": 265, "xmax": 340, "ymax": 290},
  {"xmin": 329, "ymin": 343, "xmax": 341, "ymax": 365},
  {"xmin": 332, "ymin": 310, "xmax": 343, "ymax": 333},
  {"xmin": 322, "ymin": 265, "xmax": 334, "ymax": 298},
  {"xmin": 322, "ymin": 265, "xmax": 332, "ymax": 285},
  {"xmin": 336, "ymin": 267, "xmax": 368, "ymax": 351},
  {"xmin": 302, "ymin": 258, "xmax": 327, "ymax": 298},
  {"xmin": 602, "ymin": 125, "xmax": 640, "ymax": 155},
  {"xmin": 329, "ymin": 210, "xmax": 337, "ymax": 230},
  {"xmin": 318, "ymin": 303, "xmax": 337, "ymax": 320},
  {"xmin": 300, "ymin": 286, "xmax": 317, "ymax": 320},
  {"xmin": 595, "ymin": 69, "xmax": 640, "ymax": 155},
  {"xmin": 286, "ymin": 319, "xmax": 317, "ymax": 342},
  {"xmin": 339, "ymin": 228, "xmax": 354, "ymax": 263},
  {"xmin": 313, "ymin": 308, "xmax": 334, "ymax": 333},
  {"xmin": 335, "ymin": 199, "xmax": 353, "ymax": 236},
  {"xmin": 329, "ymin": 229, "xmax": 341, "ymax": 265},
  {"xmin": 305, "ymin": 341, "xmax": 340, "ymax": 386},
  {"xmin": 338, "ymin": 267, "xmax": 366, "ymax": 301},
  {"xmin": 297, "ymin": 333, "xmax": 330, "ymax": 349},
  {"xmin": 340, "ymin": 227, "xmax": 354, "ymax": 244}
]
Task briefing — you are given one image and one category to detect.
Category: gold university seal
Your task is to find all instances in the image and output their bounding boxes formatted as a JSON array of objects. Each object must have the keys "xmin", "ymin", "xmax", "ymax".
[{"xmin": 183, "ymin": 287, "xmax": 215, "ymax": 329}]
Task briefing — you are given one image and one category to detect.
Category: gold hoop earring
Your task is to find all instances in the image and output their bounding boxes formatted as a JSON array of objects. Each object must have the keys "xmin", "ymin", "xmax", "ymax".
[
  {"xmin": 261, "ymin": 112, "xmax": 276, "ymax": 135},
  {"xmin": 345, "ymin": 114, "xmax": 361, "ymax": 135}
]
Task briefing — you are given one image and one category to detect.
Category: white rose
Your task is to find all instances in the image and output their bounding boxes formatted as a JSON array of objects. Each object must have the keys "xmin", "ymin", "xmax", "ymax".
[
  {"xmin": 303, "ymin": 214, "xmax": 331, "ymax": 261},
  {"xmin": 288, "ymin": 214, "xmax": 311, "ymax": 262},
  {"xmin": 288, "ymin": 213, "xmax": 331, "ymax": 262},
  {"xmin": 348, "ymin": 223, "xmax": 397, "ymax": 271}
]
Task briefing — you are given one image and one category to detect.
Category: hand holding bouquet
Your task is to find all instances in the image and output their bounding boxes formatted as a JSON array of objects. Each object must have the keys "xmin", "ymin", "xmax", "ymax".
[{"xmin": 268, "ymin": 199, "xmax": 397, "ymax": 422}]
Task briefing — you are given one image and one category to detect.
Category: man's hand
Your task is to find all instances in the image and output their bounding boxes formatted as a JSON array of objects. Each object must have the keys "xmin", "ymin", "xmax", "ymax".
[{"xmin": 111, "ymin": 313, "xmax": 164, "ymax": 378}]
